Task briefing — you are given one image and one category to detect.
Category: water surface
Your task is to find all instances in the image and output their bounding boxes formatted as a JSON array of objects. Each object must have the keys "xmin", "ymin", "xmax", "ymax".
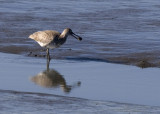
[
  {"xmin": 1, "ymin": 52, "xmax": 160, "ymax": 107},
  {"xmin": 1, "ymin": 1, "xmax": 160, "ymax": 113},
  {"xmin": 1, "ymin": 0, "xmax": 160, "ymax": 67},
  {"xmin": 1, "ymin": 52, "xmax": 160, "ymax": 113}
]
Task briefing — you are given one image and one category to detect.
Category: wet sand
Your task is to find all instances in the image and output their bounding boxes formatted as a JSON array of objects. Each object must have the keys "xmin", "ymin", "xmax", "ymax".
[
  {"xmin": 0, "ymin": 44, "xmax": 158, "ymax": 68},
  {"xmin": 1, "ymin": 89, "xmax": 160, "ymax": 114},
  {"xmin": 1, "ymin": 52, "xmax": 160, "ymax": 113}
]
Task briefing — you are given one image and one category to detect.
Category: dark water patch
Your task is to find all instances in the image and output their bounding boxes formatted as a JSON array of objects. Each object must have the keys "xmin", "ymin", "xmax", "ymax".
[{"xmin": 66, "ymin": 57, "xmax": 126, "ymax": 65}]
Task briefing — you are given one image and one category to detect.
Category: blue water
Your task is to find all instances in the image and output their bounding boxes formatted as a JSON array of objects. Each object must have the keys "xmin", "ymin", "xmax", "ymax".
[
  {"xmin": 1, "ymin": 52, "xmax": 160, "ymax": 113},
  {"xmin": 0, "ymin": 0, "xmax": 160, "ymax": 66},
  {"xmin": 1, "ymin": 1, "xmax": 160, "ymax": 113}
]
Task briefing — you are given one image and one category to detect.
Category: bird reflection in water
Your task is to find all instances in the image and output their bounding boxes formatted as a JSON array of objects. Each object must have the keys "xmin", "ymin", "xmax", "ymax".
[{"xmin": 30, "ymin": 60, "xmax": 81, "ymax": 93}]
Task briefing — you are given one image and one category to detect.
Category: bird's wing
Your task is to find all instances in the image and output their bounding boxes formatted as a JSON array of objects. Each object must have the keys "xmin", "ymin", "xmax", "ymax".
[{"xmin": 29, "ymin": 30, "xmax": 60, "ymax": 45}]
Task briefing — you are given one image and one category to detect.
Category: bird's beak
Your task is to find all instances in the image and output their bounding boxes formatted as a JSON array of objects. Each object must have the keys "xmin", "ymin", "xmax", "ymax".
[{"xmin": 71, "ymin": 33, "xmax": 82, "ymax": 41}]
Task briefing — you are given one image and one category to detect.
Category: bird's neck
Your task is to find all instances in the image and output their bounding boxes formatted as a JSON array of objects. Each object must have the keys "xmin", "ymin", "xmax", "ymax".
[{"xmin": 60, "ymin": 30, "xmax": 69, "ymax": 39}]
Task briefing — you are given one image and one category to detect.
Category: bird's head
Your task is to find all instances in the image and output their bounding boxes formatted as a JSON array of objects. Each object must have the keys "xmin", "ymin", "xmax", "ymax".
[{"xmin": 64, "ymin": 28, "xmax": 82, "ymax": 41}]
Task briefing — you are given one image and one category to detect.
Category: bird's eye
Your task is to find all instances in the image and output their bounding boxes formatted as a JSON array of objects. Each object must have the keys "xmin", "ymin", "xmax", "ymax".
[{"xmin": 69, "ymin": 30, "xmax": 73, "ymax": 34}]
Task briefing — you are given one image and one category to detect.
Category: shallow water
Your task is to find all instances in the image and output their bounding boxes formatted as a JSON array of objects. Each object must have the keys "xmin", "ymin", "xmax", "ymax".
[
  {"xmin": 1, "ymin": 1, "xmax": 160, "ymax": 113},
  {"xmin": 1, "ymin": 0, "xmax": 160, "ymax": 67},
  {"xmin": 1, "ymin": 52, "xmax": 160, "ymax": 113},
  {"xmin": 1, "ymin": 52, "xmax": 160, "ymax": 106}
]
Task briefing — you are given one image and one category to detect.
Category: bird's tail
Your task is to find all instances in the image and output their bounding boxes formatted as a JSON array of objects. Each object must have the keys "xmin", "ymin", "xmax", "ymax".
[{"xmin": 29, "ymin": 34, "xmax": 34, "ymax": 39}]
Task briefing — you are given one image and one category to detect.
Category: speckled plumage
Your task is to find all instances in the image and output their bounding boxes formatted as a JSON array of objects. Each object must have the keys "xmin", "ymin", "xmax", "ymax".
[
  {"xmin": 29, "ymin": 30, "xmax": 63, "ymax": 49},
  {"xmin": 29, "ymin": 28, "xmax": 82, "ymax": 62}
]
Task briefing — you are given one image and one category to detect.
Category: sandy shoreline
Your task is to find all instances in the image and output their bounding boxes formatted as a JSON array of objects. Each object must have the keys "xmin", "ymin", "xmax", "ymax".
[
  {"xmin": 1, "ymin": 89, "xmax": 160, "ymax": 114},
  {"xmin": 1, "ymin": 38, "xmax": 159, "ymax": 68},
  {"xmin": 0, "ymin": 45, "xmax": 157, "ymax": 68}
]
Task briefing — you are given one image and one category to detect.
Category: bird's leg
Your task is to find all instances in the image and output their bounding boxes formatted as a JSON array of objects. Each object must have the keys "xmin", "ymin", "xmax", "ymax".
[{"xmin": 46, "ymin": 48, "xmax": 51, "ymax": 62}]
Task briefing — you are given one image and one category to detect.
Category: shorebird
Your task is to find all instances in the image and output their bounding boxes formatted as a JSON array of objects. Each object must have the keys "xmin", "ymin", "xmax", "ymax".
[{"xmin": 29, "ymin": 28, "xmax": 82, "ymax": 61}]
